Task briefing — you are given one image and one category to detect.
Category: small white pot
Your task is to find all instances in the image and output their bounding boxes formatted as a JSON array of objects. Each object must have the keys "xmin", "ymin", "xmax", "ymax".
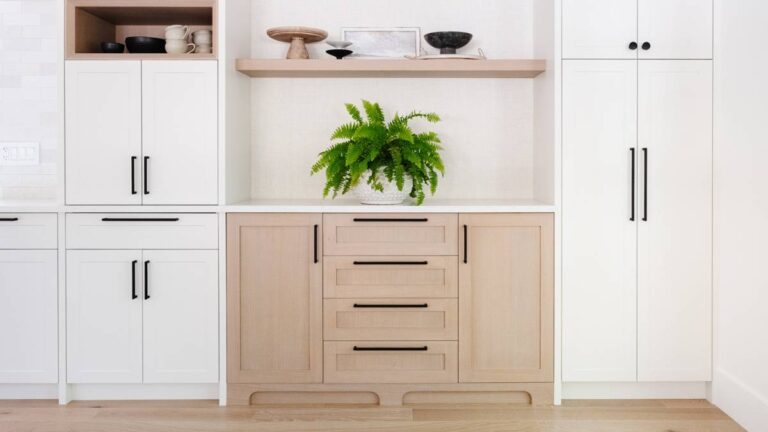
[{"xmin": 354, "ymin": 168, "xmax": 413, "ymax": 205}]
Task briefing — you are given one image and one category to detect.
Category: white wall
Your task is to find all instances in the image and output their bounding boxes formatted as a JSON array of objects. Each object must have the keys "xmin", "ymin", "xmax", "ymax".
[
  {"xmin": 0, "ymin": 0, "xmax": 57, "ymax": 200},
  {"xmin": 713, "ymin": 1, "xmax": 768, "ymax": 430}
]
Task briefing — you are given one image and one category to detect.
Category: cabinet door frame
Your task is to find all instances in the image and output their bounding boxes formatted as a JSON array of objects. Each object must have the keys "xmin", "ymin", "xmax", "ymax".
[
  {"xmin": 638, "ymin": 0, "xmax": 713, "ymax": 59},
  {"xmin": 562, "ymin": 0, "xmax": 638, "ymax": 59}
]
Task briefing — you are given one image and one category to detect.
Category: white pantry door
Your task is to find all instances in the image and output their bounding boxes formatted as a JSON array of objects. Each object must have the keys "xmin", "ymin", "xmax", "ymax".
[
  {"xmin": 562, "ymin": 0, "xmax": 637, "ymax": 59},
  {"xmin": 0, "ymin": 250, "xmax": 58, "ymax": 383},
  {"xmin": 67, "ymin": 250, "xmax": 143, "ymax": 383},
  {"xmin": 637, "ymin": 60, "xmax": 712, "ymax": 381},
  {"xmin": 142, "ymin": 250, "xmax": 218, "ymax": 383},
  {"xmin": 142, "ymin": 61, "xmax": 218, "ymax": 205},
  {"xmin": 65, "ymin": 61, "xmax": 142, "ymax": 205},
  {"xmin": 638, "ymin": 0, "xmax": 713, "ymax": 59},
  {"xmin": 562, "ymin": 60, "xmax": 638, "ymax": 381}
]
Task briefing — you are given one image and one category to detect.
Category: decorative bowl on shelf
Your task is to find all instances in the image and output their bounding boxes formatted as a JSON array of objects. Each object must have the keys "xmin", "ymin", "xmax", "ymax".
[
  {"xmin": 326, "ymin": 40, "xmax": 353, "ymax": 49},
  {"xmin": 424, "ymin": 31, "xmax": 473, "ymax": 55},
  {"xmin": 125, "ymin": 36, "xmax": 166, "ymax": 54},
  {"xmin": 326, "ymin": 49, "xmax": 353, "ymax": 60},
  {"xmin": 100, "ymin": 42, "xmax": 125, "ymax": 53},
  {"xmin": 266, "ymin": 26, "xmax": 328, "ymax": 59}
]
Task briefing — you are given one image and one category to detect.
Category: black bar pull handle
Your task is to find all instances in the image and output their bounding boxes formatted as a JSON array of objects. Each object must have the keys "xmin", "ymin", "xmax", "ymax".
[
  {"xmin": 102, "ymin": 218, "xmax": 180, "ymax": 222},
  {"xmin": 313, "ymin": 224, "xmax": 319, "ymax": 264},
  {"xmin": 642, "ymin": 148, "xmax": 648, "ymax": 221},
  {"xmin": 131, "ymin": 156, "xmax": 137, "ymax": 195},
  {"xmin": 353, "ymin": 218, "xmax": 428, "ymax": 223},
  {"xmin": 630, "ymin": 148, "xmax": 636, "ymax": 221},
  {"xmin": 143, "ymin": 156, "xmax": 150, "ymax": 195},
  {"xmin": 353, "ymin": 303, "xmax": 429, "ymax": 308},
  {"xmin": 0, "ymin": 217, "xmax": 19, "ymax": 222},
  {"xmin": 353, "ymin": 261, "xmax": 428, "ymax": 266},
  {"xmin": 463, "ymin": 224, "xmax": 468, "ymax": 264},
  {"xmin": 144, "ymin": 260, "xmax": 150, "ymax": 300},
  {"xmin": 353, "ymin": 346, "xmax": 429, "ymax": 352},
  {"xmin": 131, "ymin": 260, "xmax": 138, "ymax": 300}
]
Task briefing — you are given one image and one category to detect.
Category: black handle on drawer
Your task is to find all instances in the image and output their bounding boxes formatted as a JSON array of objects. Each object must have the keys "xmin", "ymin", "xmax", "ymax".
[
  {"xmin": 131, "ymin": 260, "xmax": 138, "ymax": 300},
  {"xmin": 353, "ymin": 303, "xmax": 429, "ymax": 308},
  {"xmin": 144, "ymin": 260, "xmax": 150, "ymax": 300},
  {"xmin": 463, "ymin": 224, "xmax": 468, "ymax": 264},
  {"xmin": 352, "ymin": 218, "xmax": 428, "ymax": 222},
  {"xmin": 353, "ymin": 346, "xmax": 429, "ymax": 351},
  {"xmin": 314, "ymin": 224, "xmax": 319, "ymax": 263},
  {"xmin": 353, "ymin": 261, "xmax": 428, "ymax": 266},
  {"xmin": 0, "ymin": 218, "xmax": 19, "ymax": 222},
  {"xmin": 131, "ymin": 156, "xmax": 137, "ymax": 195},
  {"xmin": 143, "ymin": 156, "xmax": 150, "ymax": 195},
  {"xmin": 101, "ymin": 218, "xmax": 180, "ymax": 222}
]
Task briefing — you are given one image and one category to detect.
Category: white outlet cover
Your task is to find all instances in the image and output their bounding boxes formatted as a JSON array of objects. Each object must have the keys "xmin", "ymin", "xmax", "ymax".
[{"xmin": 0, "ymin": 142, "xmax": 40, "ymax": 166}]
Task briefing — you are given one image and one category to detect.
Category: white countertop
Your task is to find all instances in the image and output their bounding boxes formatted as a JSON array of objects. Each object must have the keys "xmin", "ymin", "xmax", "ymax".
[{"xmin": 225, "ymin": 199, "xmax": 556, "ymax": 213}]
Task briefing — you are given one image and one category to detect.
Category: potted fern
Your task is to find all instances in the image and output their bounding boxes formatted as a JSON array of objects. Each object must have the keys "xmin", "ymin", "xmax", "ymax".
[{"xmin": 311, "ymin": 100, "xmax": 445, "ymax": 205}]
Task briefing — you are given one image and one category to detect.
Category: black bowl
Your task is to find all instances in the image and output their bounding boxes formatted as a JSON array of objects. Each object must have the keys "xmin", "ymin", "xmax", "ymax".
[
  {"xmin": 125, "ymin": 36, "xmax": 166, "ymax": 54},
  {"xmin": 100, "ymin": 42, "xmax": 125, "ymax": 54},
  {"xmin": 424, "ymin": 31, "xmax": 473, "ymax": 55},
  {"xmin": 326, "ymin": 49, "xmax": 353, "ymax": 60}
]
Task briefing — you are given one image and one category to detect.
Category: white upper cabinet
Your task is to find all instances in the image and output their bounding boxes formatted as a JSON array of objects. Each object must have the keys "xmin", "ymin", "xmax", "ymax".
[
  {"xmin": 563, "ymin": 0, "xmax": 638, "ymax": 59},
  {"xmin": 563, "ymin": 0, "xmax": 712, "ymax": 59},
  {"xmin": 65, "ymin": 61, "xmax": 142, "ymax": 205},
  {"xmin": 142, "ymin": 61, "xmax": 218, "ymax": 205},
  {"xmin": 562, "ymin": 60, "xmax": 639, "ymax": 382}
]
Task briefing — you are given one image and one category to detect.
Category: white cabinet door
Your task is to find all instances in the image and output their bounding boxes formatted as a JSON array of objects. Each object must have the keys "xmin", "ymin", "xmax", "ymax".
[
  {"xmin": 0, "ymin": 251, "xmax": 58, "ymax": 383},
  {"xmin": 65, "ymin": 61, "xmax": 142, "ymax": 205},
  {"xmin": 67, "ymin": 250, "xmax": 143, "ymax": 383},
  {"xmin": 637, "ymin": 60, "xmax": 712, "ymax": 381},
  {"xmin": 562, "ymin": 61, "xmax": 638, "ymax": 381},
  {"xmin": 142, "ymin": 250, "xmax": 218, "ymax": 383},
  {"xmin": 562, "ymin": 0, "xmax": 637, "ymax": 59},
  {"xmin": 638, "ymin": 0, "xmax": 713, "ymax": 59},
  {"xmin": 142, "ymin": 61, "xmax": 218, "ymax": 205}
]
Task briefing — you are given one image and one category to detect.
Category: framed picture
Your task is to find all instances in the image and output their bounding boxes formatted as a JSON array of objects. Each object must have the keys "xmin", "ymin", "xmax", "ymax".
[{"xmin": 341, "ymin": 27, "xmax": 421, "ymax": 58}]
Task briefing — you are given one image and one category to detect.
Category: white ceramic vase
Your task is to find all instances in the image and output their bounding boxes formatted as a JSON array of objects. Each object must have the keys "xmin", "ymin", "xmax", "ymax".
[{"xmin": 354, "ymin": 168, "xmax": 413, "ymax": 205}]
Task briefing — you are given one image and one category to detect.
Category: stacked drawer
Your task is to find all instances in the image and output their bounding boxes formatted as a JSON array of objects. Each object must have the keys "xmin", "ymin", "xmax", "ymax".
[{"xmin": 322, "ymin": 214, "xmax": 459, "ymax": 384}]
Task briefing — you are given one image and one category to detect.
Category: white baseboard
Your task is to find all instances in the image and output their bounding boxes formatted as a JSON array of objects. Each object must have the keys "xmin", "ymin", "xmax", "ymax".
[
  {"xmin": 67, "ymin": 384, "xmax": 219, "ymax": 401},
  {"xmin": 562, "ymin": 382, "xmax": 709, "ymax": 399},
  {"xmin": 0, "ymin": 384, "xmax": 58, "ymax": 400},
  {"xmin": 713, "ymin": 369, "xmax": 768, "ymax": 432}
]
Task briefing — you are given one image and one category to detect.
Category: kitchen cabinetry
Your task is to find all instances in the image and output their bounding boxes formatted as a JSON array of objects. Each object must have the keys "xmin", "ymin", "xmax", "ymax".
[
  {"xmin": 65, "ymin": 60, "xmax": 217, "ymax": 205},
  {"xmin": 563, "ymin": 0, "xmax": 712, "ymax": 59}
]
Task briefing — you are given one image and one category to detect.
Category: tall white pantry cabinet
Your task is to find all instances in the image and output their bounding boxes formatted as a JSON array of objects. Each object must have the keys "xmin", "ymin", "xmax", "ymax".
[{"xmin": 562, "ymin": 0, "xmax": 713, "ymax": 383}]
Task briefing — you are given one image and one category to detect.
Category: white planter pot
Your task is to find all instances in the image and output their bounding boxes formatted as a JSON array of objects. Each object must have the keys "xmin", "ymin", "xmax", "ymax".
[{"xmin": 354, "ymin": 169, "xmax": 413, "ymax": 205}]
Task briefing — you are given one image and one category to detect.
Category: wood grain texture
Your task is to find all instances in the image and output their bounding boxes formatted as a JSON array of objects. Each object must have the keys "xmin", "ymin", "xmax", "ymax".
[{"xmin": 0, "ymin": 399, "xmax": 743, "ymax": 432}]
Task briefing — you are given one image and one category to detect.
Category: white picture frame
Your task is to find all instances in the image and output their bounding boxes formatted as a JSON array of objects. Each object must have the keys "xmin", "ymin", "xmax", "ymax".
[{"xmin": 341, "ymin": 27, "xmax": 421, "ymax": 59}]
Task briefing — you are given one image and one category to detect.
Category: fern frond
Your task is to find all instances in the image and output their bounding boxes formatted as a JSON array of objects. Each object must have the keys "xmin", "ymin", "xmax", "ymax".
[{"xmin": 345, "ymin": 103, "xmax": 363, "ymax": 123}]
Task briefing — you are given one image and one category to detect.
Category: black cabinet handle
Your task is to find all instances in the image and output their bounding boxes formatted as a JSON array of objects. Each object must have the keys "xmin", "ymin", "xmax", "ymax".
[
  {"xmin": 630, "ymin": 148, "xmax": 636, "ymax": 221},
  {"xmin": 101, "ymin": 218, "xmax": 180, "ymax": 222},
  {"xmin": 313, "ymin": 224, "xmax": 319, "ymax": 264},
  {"xmin": 353, "ymin": 218, "xmax": 428, "ymax": 222},
  {"xmin": 353, "ymin": 346, "xmax": 428, "ymax": 352},
  {"xmin": 353, "ymin": 303, "xmax": 429, "ymax": 308},
  {"xmin": 131, "ymin": 260, "xmax": 138, "ymax": 300},
  {"xmin": 353, "ymin": 261, "xmax": 428, "ymax": 266},
  {"xmin": 0, "ymin": 217, "xmax": 19, "ymax": 222},
  {"xmin": 629, "ymin": 41, "xmax": 638, "ymax": 50},
  {"xmin": 131, "ymin": 156, "xmax": 137, "ymax": 195},
  {"xmin": 463, "ymin": 224, "xmax": 468, "ymax": 264},
  {"xmin": 144, "ymin": 260, "xmax": 150, "ymax": 300},
  {"xmin": 641, "ymin": 41, "xmax": 651, "ymax": 50},
  {"xmin": 143, "ymin": 156, "xmax": 150, "ymax": 195},
  {"xmin": 642, "ymin": 148, "xmax": 648, "ymax": 221}
]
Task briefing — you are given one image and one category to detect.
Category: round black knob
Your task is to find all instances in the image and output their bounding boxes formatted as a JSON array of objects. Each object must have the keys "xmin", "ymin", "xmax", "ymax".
[
  {"xmin": 641, "ymin": 41, "xmax": 651, "ymax": 50},
  {"xmin": 629, "ymin": 41, "xmax": 638, "ymax": 50}
]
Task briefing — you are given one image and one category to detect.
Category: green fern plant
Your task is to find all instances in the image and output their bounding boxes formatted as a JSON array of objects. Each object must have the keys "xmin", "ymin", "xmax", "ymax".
[{"xmin": 311, "ymin": 100, "xmax": 445, "ymax": 205}]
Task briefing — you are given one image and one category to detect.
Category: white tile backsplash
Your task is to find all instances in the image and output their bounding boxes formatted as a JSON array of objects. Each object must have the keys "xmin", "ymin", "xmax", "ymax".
[{"xmin": 0, "ymin": 0, "xmax": 57, "ymax": 200}]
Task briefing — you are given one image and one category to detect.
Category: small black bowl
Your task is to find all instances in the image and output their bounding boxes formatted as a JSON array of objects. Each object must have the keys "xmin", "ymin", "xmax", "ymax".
[
  {"xmin": 125, "ymin": 36, "xmax": 166, "ymax": 54},
  {"xmin": 101, "ymin": 42, "xmax": 125, "ymax": 54},
  {"xmin": 326, "ymin": 49, "xmax": 353, "ymax": 60},
  {"xmin": 424, "ymin": 31, "xmax": 473, "ymax": 55}
]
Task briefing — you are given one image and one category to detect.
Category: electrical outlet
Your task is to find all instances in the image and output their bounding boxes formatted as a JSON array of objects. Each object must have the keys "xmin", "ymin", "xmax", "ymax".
[{"xmin": 0, "ymin": 142, "xmax": 40, "ymax": 166}]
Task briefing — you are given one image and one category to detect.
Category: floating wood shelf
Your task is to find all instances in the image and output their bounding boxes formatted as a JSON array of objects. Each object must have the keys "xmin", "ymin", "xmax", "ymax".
[{"xmin": 235, "ymin": 59, "xmax": 546, "ymax": 78}]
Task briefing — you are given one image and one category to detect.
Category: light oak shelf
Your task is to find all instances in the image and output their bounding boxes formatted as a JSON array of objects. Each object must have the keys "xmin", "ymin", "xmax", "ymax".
[{"xmin": 235, "ymin": 59, "xmax": 547, "ymax": 78}]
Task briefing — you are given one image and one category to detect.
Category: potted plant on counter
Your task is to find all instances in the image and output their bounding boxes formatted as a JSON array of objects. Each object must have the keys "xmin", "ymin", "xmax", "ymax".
[{"xmin": 311, "ymin": 100, "xmax": 445, "ymax": 205}]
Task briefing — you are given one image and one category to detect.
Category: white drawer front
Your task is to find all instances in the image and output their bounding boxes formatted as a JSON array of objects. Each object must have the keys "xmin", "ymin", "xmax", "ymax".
[
  {"xmin": 0, "ymin": 213, "xmax": 57, "ymax": 249},
  {"xmin": 66, "ymin": 213, "xmax": 217, "ymax": 249}
]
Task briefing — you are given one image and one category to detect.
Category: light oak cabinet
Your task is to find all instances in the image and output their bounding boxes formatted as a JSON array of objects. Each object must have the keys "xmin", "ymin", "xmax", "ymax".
[{"xmin": 458, "ymin": 214, "xmax": 554, "ymax": 383}]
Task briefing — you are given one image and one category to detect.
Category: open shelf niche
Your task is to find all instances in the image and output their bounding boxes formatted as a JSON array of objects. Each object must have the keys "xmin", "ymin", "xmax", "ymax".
[
  {"xmin": 223, "ymin": 0, "xmax": 557, "ymax": 208},
  {"xmin": 66, "ymin": 0, "xmax": 217, "ymax": 59}
]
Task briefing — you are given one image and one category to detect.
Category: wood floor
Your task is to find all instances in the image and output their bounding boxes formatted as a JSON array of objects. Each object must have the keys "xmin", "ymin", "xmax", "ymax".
[{"xmin": 0, "ymin": 399, "xmax": 744, "ymax": 432}]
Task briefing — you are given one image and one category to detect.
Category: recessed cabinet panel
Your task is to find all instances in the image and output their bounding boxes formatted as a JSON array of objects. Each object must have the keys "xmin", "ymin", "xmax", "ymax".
[
  {"xmin": 0, "ymin": 214, "xmax": 57, "ymax": 249},
  {"xmin": 563, "ymin": 0, "xmax": 637, "ymax": 59},
  {"xmin": 638, "ymin": 0, "xmax": 713, "ymax": 59},
  {"xmin": 65, "ymin": 61, "xmax": 142, "ymax": 205}
]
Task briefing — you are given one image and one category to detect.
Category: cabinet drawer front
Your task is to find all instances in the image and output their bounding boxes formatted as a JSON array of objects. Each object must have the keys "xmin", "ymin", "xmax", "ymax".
[
  {"xmin": 324, "ymin": 256, "xmax": 457, "ymax": 298},
  {"xmin": 324, "ymin": 299, "xmax": 458, "ymax": 341},
  {"xmin": 324, "ymin": 341, "xmax": 458, "ymax": 384},
  {"xmin": 323, "ymin": 214, "xmax": 458, "ymax": 256},
  {"xmin": 0, "ymin": 214, "xmax": 57, "ymax": 249},
  {"xmin": 66, "ymin": 213, "xmax": 217, "ymax": 249}
]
